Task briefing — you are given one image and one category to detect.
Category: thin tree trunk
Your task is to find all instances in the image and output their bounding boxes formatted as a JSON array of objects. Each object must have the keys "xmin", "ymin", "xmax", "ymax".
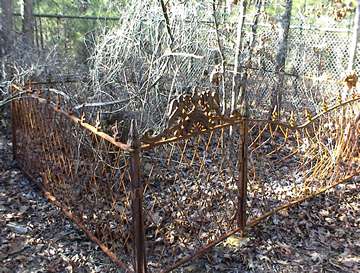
[
  {"xmin": 231, "ymin": 0, "xmax": 248, "ymax": 115},
  {"xmin": 348, "ymin": 0, "xmax": 360, "ymax": 71},
  {"xmin": 236, "ymin": 0, "xmax": 263, "ymax": 235},
  {"xmin": 22, "ymin": 0, "xmax": 34, "ymax": 46},
  {"xmin": 269, "ymin": 0, "xmax": 292, "ymax": 119},
  {"xmin": 212, "ymin": 0, "xmax": 226, "ymax": 114},
  {"xmin": 239, "ymin": 0, "xmax": 263, "ymax": 108},
  {"xmin": 0, "ymin": 0, "xmax": 13, "ymax": 56}
]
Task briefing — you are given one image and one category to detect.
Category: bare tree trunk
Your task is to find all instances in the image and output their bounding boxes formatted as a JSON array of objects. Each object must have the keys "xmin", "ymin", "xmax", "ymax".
[
  {"xmin": 212, "ymin": 0, "xmax": 226, "ymax": 114},
  {"xmin": 239, "ymin": 0, "xmax": 263, "ymax": 105},
  {"xmin": 348, "ymin": 0, "xmax": 360, "ymax": 71},
  {"xmin": 236, "ymin": 0, "xmax": 263, "ymax": 234},
  {"xmin": 231, "ymin": 0, "xmax": 248, "ymax": 115},
  {"xmin": 269, "ymin": 0, "xmax": 292, "ymax": 118},
  {"xmin": 22, "ymin": 0, "xmax": 34, "ymax": 46},
  {"xmin": 158, "ymin": 0, "xmax": 174, "ymax": 45},
  {"xmin": 0, "ymin": 0, "xmax": 13, "ymax": 56}
]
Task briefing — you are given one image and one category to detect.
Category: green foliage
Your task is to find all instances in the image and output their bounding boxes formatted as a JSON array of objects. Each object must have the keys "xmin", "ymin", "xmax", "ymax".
[
  {"xmin": 34, "ymin": 0, "xmax": 122, "ymax": 17},
  {"xmin": 264, "ymin": 0, "xmax": 355, "ymax": 27},
  {"xmin": 15, "ymin": 0, "xmax": 124, "ymax": 65}
]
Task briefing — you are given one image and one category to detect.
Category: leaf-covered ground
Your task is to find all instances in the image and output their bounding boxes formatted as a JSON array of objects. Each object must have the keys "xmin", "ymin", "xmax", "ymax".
[{"xmin": 0, "ymin": 129, "xmax": 359, "ymax": 273}]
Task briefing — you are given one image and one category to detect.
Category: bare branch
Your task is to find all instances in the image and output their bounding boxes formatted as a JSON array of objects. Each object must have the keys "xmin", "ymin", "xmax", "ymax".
[{"xmin": 158, "ymin": 0, "xmax": 174, "ymax": 44}]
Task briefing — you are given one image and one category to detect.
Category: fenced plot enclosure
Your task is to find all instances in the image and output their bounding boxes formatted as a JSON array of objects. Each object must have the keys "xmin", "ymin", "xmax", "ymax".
[{"xmin": 11, "ymin": 82, "xmax": 359, "ymax": 273}]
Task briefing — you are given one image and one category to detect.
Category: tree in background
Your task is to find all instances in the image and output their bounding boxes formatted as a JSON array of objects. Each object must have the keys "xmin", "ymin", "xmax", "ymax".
[
  {"xmin": 269, "ymin": 0, "xmax": 293, "ymax": 118},
  {"xmin": 348, "ymin": 0, "xmax": 360, "ymax": 71},
  {"xmin": 22, "ymin": 0, "xmax": 34, "ymax": 47},
  {"xmin": 0, "ymin": 0, "xmax": 13, "ymax": 57}
]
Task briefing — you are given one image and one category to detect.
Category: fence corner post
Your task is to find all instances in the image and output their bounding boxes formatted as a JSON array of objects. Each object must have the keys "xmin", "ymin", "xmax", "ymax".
[
  {"xmin": 238, "ymin": 107, "xmax": 249, "ymax": 236},
  {"xmin": 128, "ymin": 120, "xmax": 147, "ymax": 273}
]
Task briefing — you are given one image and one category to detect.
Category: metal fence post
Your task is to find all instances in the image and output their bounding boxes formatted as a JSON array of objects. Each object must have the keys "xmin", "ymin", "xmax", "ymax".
[
  {"xmin": 128, "ymin": 120, "xmax": 147, "ymax": 273},
  {"xmin": 238, "ymin": 115, "xmax": 249, "ymax": 235}
]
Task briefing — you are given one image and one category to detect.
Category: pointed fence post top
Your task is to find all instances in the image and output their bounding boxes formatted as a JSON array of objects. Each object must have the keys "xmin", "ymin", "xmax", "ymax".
[
  {"xmin": 240, "ymin": 100, "xmax": 249, "ymax": 118},
  {"xmin": 127, "ymin": 119, "xmax": 140, "ymax": 149}
]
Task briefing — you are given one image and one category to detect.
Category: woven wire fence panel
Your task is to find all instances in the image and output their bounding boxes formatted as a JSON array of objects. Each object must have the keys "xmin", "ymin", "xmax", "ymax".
[
  {"xmin": 12, "ymin": 95, "xmax": 135, "ymax": 272},
  {"xmin": 246, "ymin": 96, "xmax": 360, "ymax": 221},
  {"xmin": 239, "ymin": 24, "xmax": 356, "ymax": 117},
  {"xmin": 246, "ymin": 70, "xmax": 276, "ymax": 118},
  {"xmin": 287, "ymin": 28, "xmax": 352, "ymax": 77},
  {"xmin": 141, "ymin": 127, "xmax": 241, "ymax": 271},
  {"xmin": 286, "ymin": 27, "xmax": 352, "ymax": 98},
  {"xmin": 245, "ymin": 24, "xmax": 354, "ymax": 77},
  {"xmin": 355, "ymin": 46, "xmax": 360, "ymax": 72}
]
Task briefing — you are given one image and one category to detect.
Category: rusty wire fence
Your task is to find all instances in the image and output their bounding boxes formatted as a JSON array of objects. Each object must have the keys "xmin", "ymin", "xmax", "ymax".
[
  {"xmin": 11, "ymin": 83, "xmax": 360, "ymax": 272},
  {"xmin": 141, "ymin": 127, "xmax": 242, "ymax": 271},
  {"xmin": 11, "ymin": 85, "xmax": 136, "ymax": 272},
  {"xmin": 246, "ymin": 97, "xmax": 360, "ymax": 222}
]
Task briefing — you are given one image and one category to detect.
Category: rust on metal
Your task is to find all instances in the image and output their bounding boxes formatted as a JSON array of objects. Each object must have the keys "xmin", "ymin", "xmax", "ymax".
[
  {"xmin": 11, "ymin": 84, "xmax": 135, "ymax": 271},
  {"xmin": 161, "ymin": 173, "xmax": 358, "ymax": 273},
  {"xmin": 11, "ymin": 84, "xmax": 132, "ymax": 151},
  {"xmin": 237, "ymin": 117, "xmax": 249, "ymax": 233},
  {"xmin": 141, "ymin": 90, "xmax": 241, "ymax": 146},
  {"xmin": 18, "ymin": 166, "xmax": 134, "ymax": 273},
  {"xmin": 10, "ymin": 81, "xmax": 359, "ymax": 273},
  {"xmin": 128, "ymin": 120, "xmax": 147, "ymax": 273}
]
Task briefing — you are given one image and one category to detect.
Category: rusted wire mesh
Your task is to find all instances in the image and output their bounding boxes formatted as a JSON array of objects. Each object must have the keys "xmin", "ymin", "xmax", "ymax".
[
  {"xmin": 141, "ymin": 128, "xmax": 241, "ymax": 271},
  {"xmin": 11, "ymin": 83, "xmax": 359, "ymax": 272},
  {"xmin": 246, "ymin": 94, "xmax": 360, "ymax": 221},
  {"xmin": 12, "ymin": 90, "xmax": 135, "ymax": 272}
]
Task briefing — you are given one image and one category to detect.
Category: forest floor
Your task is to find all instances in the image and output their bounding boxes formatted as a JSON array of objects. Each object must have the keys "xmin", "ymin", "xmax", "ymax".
[{"xmin": 0, "ymin": 125, "xmax": 359, "ymax": 273}]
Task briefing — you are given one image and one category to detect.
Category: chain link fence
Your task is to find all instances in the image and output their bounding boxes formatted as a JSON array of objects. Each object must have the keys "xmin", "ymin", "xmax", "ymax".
[
  {"xmin": 239, "ymin": 22, "xmax": 358, "ymax": 119},
  {"xmin": 10, "ymin": 8, "xmax": 359, "ymax": 122}
]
